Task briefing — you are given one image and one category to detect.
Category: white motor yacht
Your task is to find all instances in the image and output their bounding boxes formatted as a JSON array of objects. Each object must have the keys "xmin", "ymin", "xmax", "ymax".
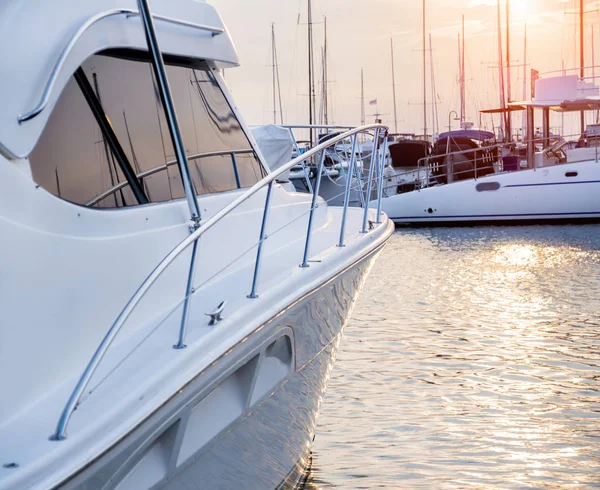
[
  {"xmin": 0, "ymin": 1, "xmax": 393, "ymax": 489},
  {"xmin": 374, "ymin": 75, "xmax": 600, "ymax": 225}
]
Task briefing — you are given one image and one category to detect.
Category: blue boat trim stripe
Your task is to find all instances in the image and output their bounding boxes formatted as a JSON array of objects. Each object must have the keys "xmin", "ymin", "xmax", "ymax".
[{"xmin": 390, "ymin": 211, "xmax": 600, "ymax": 220}]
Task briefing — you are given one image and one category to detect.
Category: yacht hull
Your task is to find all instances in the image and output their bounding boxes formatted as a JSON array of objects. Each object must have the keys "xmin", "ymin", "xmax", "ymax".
[
  {"xmin": 56, "ymin": 244, "xmax": 385, "ymax": 490},
  {"xmin": 376, "ymin": 160, "xmax": 600, "ymax": 225}
]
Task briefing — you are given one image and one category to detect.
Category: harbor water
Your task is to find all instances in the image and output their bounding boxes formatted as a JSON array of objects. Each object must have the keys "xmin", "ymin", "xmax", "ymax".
[{"xmin": 306, "ymin": 225, "xmax": 600, "ymax": 489}]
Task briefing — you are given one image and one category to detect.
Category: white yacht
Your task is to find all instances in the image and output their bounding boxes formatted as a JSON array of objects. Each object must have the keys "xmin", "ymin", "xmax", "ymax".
[
  {"xmin": 375, "ymin": 75, "xmax": 600, "ymax": 225},
  {"xmin": 0, "ymin": 1, "xmax": 393, "ymax": 489}
]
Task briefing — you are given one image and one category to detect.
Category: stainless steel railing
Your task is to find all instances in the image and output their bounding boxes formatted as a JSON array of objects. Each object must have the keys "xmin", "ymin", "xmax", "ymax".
[
  {"xmin": 85, "ymin": 149, "xmax": 256, "ymax": 207},
  {"xmin": 418, "ymin": 144, "xmax": 502, "ymax": 186},
  {"xmin": 51, "ymin": 123, "xmax": 388, "ymax": 441}
]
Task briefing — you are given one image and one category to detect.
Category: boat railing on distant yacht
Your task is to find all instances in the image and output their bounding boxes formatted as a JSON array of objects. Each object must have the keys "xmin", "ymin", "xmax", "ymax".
[
  {"xmin": 382, "ymin": 140, "xmax": 501, "ymax": 196},
  {"xmin": 283, "ymin": 124, "xmax": 388, "ymax": 206},
  {"xmin": 52, "ymin": 123, "xmax": 390, "ymax": 442},
  {"xmin": 382, "ymin": 130, "xmax": 600, "ymax": 198}
]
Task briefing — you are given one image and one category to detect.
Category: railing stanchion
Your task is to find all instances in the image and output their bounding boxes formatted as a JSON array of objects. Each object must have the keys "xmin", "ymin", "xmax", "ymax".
[
  {"xmin": 248, "ymin": 181, "xmax": 274, "ymax": 298},
  {"xmin": 338, "ymin": 134, "xmax": 359, "ymax": 247},
  {"xmin": 376, "ymin": 132, "xmax": 389, "ymax": 223},
  {"xmin": 300, "ymin": 149, "xmax": 327, "ymax": 267},
  {"xmin": 362, "ymin": 128, "xmax": 381, "ymax": 233},
  {"xmin": 174, "ymin": 239, "xmax": 199, "ymax": 350}
]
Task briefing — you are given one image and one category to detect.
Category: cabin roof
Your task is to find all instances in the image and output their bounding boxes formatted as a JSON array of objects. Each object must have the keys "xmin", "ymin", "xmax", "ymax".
[
  {"xmin": 483, "ymin": 74, "xmax": 600, "ymax": 114},
  {"xmin": 0, "ymin": 0, "xmax": 239, "ymax": 159},
  {"xmin": 437, "ymin": 129, "xmax": 495, "ymax": 141},
  {"xmin": 507, "ymin": 98, "xmax": 600, "ymax": 112}
]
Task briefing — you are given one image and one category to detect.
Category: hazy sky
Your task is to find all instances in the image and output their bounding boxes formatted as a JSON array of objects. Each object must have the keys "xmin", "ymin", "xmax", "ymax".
[{"xmin": 211, "ymin": 0, "xmax": 600, "ymax": 137}]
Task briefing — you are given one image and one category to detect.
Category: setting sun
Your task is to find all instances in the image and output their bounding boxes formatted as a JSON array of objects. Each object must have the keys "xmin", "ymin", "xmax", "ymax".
[{"xmin": 511, "ymin": 0, "xmax": 533, "ymax": 20}]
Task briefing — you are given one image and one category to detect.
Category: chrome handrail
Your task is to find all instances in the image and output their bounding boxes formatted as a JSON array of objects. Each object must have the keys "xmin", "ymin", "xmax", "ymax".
[
  {"xmin": 85, "ymin": 149, "xmax": 255, "ymax": 206},
  {"xmin": 52, "ymin": 123, "xmax": 388, "ymax": 441},
  {"xmin": 18, "ymin": 9, "xmax": 224, "ymax": 123}
]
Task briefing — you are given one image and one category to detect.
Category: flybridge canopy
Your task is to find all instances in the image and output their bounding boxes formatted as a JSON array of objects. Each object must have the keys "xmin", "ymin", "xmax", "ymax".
[
  {"xmin": 0, "ymin": 0, "xmax": 239, "ymax": 159},
  {"xmin": 482, "ymin": 75, "xmax": 600, "ymax": 113}
]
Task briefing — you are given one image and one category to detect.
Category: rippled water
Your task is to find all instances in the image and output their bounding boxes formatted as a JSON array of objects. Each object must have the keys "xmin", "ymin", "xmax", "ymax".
[{"xmin": 306, "ymin": 226, "xmax": 600, "ymax": 489}]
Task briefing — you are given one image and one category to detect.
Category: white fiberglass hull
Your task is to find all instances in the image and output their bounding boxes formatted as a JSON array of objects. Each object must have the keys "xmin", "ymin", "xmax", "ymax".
[
  {"xmin": 55, "ymin": 244, "xmax": 386, "ymax": 490},
  {"xmin": 376, "ymin": 160, "xmax": 600, "ymax": 225}
]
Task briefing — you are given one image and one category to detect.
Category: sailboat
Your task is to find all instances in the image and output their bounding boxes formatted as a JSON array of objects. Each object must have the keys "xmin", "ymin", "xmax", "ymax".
[{"xmin": 371, "ymin": 0, "xmax": 600, "ymax": 225}]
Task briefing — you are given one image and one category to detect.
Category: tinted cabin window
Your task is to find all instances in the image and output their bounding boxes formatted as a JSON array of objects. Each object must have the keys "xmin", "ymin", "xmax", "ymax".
[{"xmin": 29, "ymin": 54, "xmax": 265, "ymax": 208}]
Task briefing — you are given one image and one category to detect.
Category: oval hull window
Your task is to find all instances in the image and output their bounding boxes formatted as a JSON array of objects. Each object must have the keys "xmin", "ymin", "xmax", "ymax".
[{"xmin": 476, "ymin": 182, "xmax": 501, "ymax": 192}]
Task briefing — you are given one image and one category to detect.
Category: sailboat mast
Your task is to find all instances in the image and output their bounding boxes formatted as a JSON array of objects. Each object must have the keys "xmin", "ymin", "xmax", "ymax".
[
  {"xmin": 271, "ymin": 23, "xmax": 277, "ymax": 125},
  {"xmin": 593, "ymin": 26, "xmax": 595, "ymax": 81},
  {"xmin": 274, "ymin": 30, "xmax": 284, "ymax": 124},
  {"xmin": 323, "ymin": 17, "xmax": 329, "ymax": 126},
  {"xmin": 522, "ymin": 22, "xmax": 527, "ymax": 139},
  {"xmin": 458, "ymin": 33, "xmax": 461, "ymax": 122},
  {"xmin": 506, "ymin": 0, "xmax": 512, "ymax": 141},
  {"xmin": 391, "ymin": 38, "xmax": 398, "ymax": 133},
  {"xmin": 422, "ymin": 0, "xmax": 427, "ymax": 140},
  {"xmin": 523, "ymin": 22, "xmax": 527, "ymax": 100},
  {"xmin": 580, "ymin": 0, "xmax": 585, "ymax": 133},
  {"xmin": 460, "ymin": 15, "xmax": 465, "ymax": 125},
  {"xmin": 360, "ymin": 68, "xmax": 365, "ymax": 126},
  {"xmin": 497, "ymin": 0, "xmax": 507, "ymax": 139},
  {"xmin": 307, "ymin": 0, "xmax": 315, "ymax": 145},
  {"xmin": 429, "ymin": 33, "xmax": 438, "ymax": 137}
]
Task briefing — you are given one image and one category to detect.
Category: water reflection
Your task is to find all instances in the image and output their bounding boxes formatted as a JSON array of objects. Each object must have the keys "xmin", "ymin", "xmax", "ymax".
[{"xmin": 306, "ymin": 226, "xmax": 600, "ymax": 489}]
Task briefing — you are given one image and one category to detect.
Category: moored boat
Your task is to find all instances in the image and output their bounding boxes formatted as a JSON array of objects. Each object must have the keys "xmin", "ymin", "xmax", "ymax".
[
  {"xmin": 0, "ymin": 1, "xmax": 393, "ymax": 489},
  {"xmin": 372, "ymin": 75, "xmax": 600, "ymax": 226}
]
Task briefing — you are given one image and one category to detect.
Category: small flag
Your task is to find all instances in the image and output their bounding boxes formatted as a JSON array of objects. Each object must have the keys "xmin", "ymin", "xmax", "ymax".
[{"xmin": 369, "ymin": 99, "xmax": 377, "ymax": 105}]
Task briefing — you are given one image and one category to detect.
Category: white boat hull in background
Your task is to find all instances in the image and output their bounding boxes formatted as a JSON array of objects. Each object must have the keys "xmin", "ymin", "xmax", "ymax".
[{"xmin": 376, "ymin": 160, "xmax": 600, "ymax": 225}]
